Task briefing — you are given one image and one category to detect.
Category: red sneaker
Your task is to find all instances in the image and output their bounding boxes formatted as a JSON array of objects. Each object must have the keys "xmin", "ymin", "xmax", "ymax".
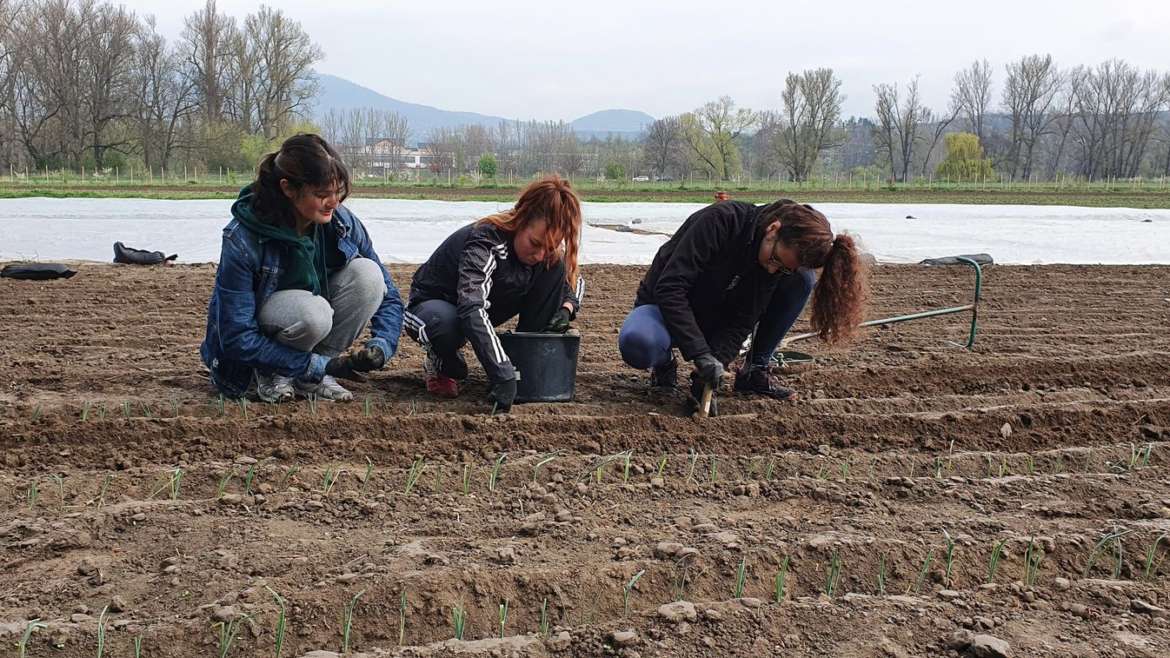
[{"xmin": 423, "ymin": 349, "xmax": 459, "ymax": 398}]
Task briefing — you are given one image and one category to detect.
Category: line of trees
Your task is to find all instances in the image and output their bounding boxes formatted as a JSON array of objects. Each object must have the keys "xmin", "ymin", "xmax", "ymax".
[
  {"xmin": 3, "ymin": 2, "xmax": 1168, "ymax": 185},
  {"xmin": 0, "ymin": 0, "xmax": 321, "ymax": 175}
]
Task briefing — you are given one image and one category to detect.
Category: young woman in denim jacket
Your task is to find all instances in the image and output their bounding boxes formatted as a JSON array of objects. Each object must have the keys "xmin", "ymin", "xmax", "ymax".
[{"xmin": 201, "ymin": 134, "xmax": 404, "ymax": 402}]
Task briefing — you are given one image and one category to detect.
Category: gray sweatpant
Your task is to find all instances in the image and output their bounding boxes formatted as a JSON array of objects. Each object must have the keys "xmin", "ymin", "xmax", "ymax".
[{"xmin": 258, "ymin": 257, "xmax": 387, "ymax": 359}]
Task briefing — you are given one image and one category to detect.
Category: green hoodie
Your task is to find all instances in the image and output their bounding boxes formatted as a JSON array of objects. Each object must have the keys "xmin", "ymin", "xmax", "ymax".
[{"xmin": 232, "ymin": 185, "xmax": 330, "ymax": 297}]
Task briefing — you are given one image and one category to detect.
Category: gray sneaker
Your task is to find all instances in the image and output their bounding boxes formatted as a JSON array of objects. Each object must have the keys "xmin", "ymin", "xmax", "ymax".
[
  {"xmin": 295, "ymin": 375, "xmax": 354, "ymax": 402},
  {"xmin": 255, "ymin": 371, "xmax": 295, "ymax": 403}
]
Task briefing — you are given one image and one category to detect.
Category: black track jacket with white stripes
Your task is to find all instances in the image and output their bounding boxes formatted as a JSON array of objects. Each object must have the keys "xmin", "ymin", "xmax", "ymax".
[{"xmin": 407, "ymin": 222, "xmax": 583, "ymax": 383}]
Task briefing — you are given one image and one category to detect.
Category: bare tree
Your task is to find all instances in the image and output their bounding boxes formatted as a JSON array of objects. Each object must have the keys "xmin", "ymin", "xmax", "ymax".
[
  {"xmin": 872, "ymin": 78, "xmax": 927, "ymax": 182},
  {"xmin": 1002, "ymin": 54, "xmax": 1062, "ymax": 180},
  {"xmin": 81, "ymin": 1, "xmax": 138, "ymax": 168},
  {"xmin": 181, "ymin": 0, "xmax": 235, "ymax": 124},
  {"xmin": 641, "ymin": 115, "xmax": 686, "ymax": 178},
  {"xmin": 132, "ymin": 16, "xmax": 198, "ymax": 171},
  {"xmin": 919, "ymin": 104, "xmax": 960, "ymax": 178},
  {"xmin": 777, "ymin": 68, "xmax": 843, "ymax": 181},
  {"xmin": 245, "ymin": 5, "xmax": 322, "ymax": 138},
  {"xmin": 951, "ymin": 60, "xmax": 993, "ymax": 146}
]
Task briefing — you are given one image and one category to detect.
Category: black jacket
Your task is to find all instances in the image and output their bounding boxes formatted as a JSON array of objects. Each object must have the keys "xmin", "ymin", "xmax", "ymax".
[
  {"xmin": 635, "ymin": 200, "xmax": 790, "ymax": 366},
  {"xmin": 409, "ymin": 222, "xmax": 583, "ymax": 382}
]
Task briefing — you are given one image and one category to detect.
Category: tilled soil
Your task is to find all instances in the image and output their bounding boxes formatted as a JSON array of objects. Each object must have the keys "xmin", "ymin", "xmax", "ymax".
[{"xmin": 1, "ymin": 262, "xmax": 1169, "ymax": 657}]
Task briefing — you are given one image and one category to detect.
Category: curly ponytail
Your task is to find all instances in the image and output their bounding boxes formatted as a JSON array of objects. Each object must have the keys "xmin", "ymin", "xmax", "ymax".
[{"xmin": 809, "ymin": 232, "xmax": 869, "ymax": 344}]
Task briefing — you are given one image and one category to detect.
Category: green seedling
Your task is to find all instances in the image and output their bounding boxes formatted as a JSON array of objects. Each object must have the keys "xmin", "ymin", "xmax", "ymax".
[
  {"xmin": 622, "ymin": 451, "xmax": 633, "ymax": 484},
  {"xmin": 764, "ymin": 456, "xmax": 776, "ymax": 481},
  {"xmin": 214, "ymin": 616, "xmax": 246, "ymax": 658},
  {"xmin": 624, "ymin": 569, "xmax": 645, "ymax": 616},
  {"xmin": 933, "ymin": 456, "xmax": 943, "ymax": 479},
  {"xmin": 709, "ymin": 456, "xmax": 719, "ymax": 483},
  {"xmin": 308, "ymin": 394, "xmax": 318, "ymax": 417},
  {"xmin": 451, "ymin": 604, "xmax": 466, "ymax": 640},
  {"xmin": 398, "ymin": 589, "xmax": 408, "ymax": 646},
  {"xmin": 97, "ymin": 605, "xmax": 110, "ymax": 657},
  {"xmin": 943, "ymin": 531, "xmax": 957, "ymax": 586},
  {"xmin": 50, "ymin": 474, "xmax": 64, "ymax": 504},
  {"xmin": 461, "ymin": 463, "xmax": 471, "ymax": 496},
  {"xmin": 1085, "ymin": 529, "xmax": 1130, "ymax": 579},
  {"xmin": 141, "ymin": 402, "xmax": 153, "ymax": 418},
  {"xmin": 265, "ymin": 586, "xmax": 287, "ymax": 658},
  {"xmin": 238, "ymin": 398, "xmax": 248, "ymax": 420},
  {"xmin": 81, "ymin": 400, "xmax": 91, "ymax": 421},
  {"xmin": 840, "ymin": 458, "xmax": 851, "ymax": 480},
  {"xmin": 1023, "ymin": 537, "xmax": 1042, "ymax": 587},
  {"xmin": 686, "ymin": 448, "xmax": 698, "ymax": 482},
  {"xmin": 815, "ymin": 462, "xmax": 828, "ymax": 480},
  {"xmin": 123, "ymin": 400, "xmax": 132, "ymax": 418},
  {"xmin": 533, "ymin": 453, "xmax": 559, "ymax": 482},
  {"xmin": 98, "ymin": 404, "xmax": 107, "ymax": 420},
  {"xmin": 26, "ymin": 481, "xmax": 39, "ymax": 508},
  {"xmin": 1025, "ymin": 455, "xmax": 1035, "ymax": 475},
  {"xmin": 985, "ymin": 455, "xmax": 994, "ymax": 478},
  {"xmin": 31, "ymin": 404, "xmax": 42, "ymax": 421},
  {"xmin": 133, "ymin": 635, "xmax": 143, "ymax": 658},
  {"xmin": 877, "ymin": 554, "xmax": 887, "ymax": 595},
  {"xmin": 170, "ymin": 468, "xmax": 184, "ymax": 500},
  {"xmin": 912, "ymin": 549, "xmax": 934, "ymax": 594},
  {"xmin": 363, "ymin": 457, "xmax": 374, "ymax": 485},
  {"xmin": 497, "ymin": 599, "xmax": 509, "ymax": 639},
  {"xmin": 733, "ymin": 556, "xmax": 748, "ymax": 597},
  {"xmin": 405, "ymin": 457, "xmax": 426, "ymax": 494},
  {"xmin": 539, "ymin": 597, "xmax": 550, "ymax": 636},
  {"xmin": 95, "ymin": 474, "xmax": 113, "ymax": 508},
  {"xmin": 363, "ymin": 395, "xmax": 372, "ymax": 418},
  {"xmin": 774, "ymin": 555, "xmax": 790, "ymax": 602},
  {"xmin": 215, "ymin": 394, "xmax": 225, "ymax": 417},
  {"xmin": 1054, "ymin": 454, "xmax": 1065, "ymax": 474},
  {"xmin": 1144, "ymin": 534, "xmax": 1167, "ymax": 580},
  {"xmin": 170, "ymin": 399, "xmax": 180, "ymax": 417},
  {"xmin": 489, "ymin": 453, "xmax": 506, "ymax": 492},
  {"xmin": 341, "ymin": 589, "xmax": 364, "ymax": 654},
  {"xmin": 998, "ymin": 457, "xmax": 1008, "ymax": 478},
  {"xmin": 987, "ymin": 539, "xmax": 1007, "ymax": 583},
  {"xmin": 655, "ymin": 455, "xmax": 668, "ymax": 478},
  {"xmin": 1138, "ymin": 443, "xmax": 1154, "ymax": 468},
  {"xmin": 322, "ymin": 465, "xmax": 340, "ymax": 495},
  {"xmin": 18, "ymin": 620, "xmax": 46, "ymax": 658},
  {"xmin": 278, "ymin": 466, "xmax": 300, "ymax": 490},
  {"xmin": 825, "ymin": 550, "xmax": 842, "ymax": 597}
]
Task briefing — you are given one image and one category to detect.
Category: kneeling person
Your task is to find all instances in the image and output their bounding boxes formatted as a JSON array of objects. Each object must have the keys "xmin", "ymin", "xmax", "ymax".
[
  {"xmin": 618, "ymin": 199, "xmax": 866, "ymax": 414},
  {"xmin": 201, "ymin": 134, "xmax": 405, "ymax": 403},
  {"xmin": 405, "ymin": 176, "xmax": 584, "ymax": 412}
]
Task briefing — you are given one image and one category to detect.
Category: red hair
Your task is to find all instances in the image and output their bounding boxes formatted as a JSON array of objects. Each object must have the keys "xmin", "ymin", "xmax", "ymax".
[{"xmin": 478, "ymin": 175, "xmax": 582, "ymax": 284}]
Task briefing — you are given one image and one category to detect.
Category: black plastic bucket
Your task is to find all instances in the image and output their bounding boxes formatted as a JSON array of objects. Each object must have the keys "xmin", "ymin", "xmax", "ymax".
[{"xmin": 497, "ymin": 331, "xmax": 581, "ymax": 403}]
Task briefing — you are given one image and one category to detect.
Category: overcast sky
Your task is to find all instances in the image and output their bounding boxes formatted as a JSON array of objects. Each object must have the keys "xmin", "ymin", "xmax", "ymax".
[{"xmin": 120, "ymin": 0, "xmax": 1170, "ymax": 122}]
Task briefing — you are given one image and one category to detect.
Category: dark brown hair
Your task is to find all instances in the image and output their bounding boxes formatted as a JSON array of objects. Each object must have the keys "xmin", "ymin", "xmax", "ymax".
[
  {"xmin": 761, "ymin": 202, "xmax": 869, "ymax": 345},
  {"xmin": 251, "ymin": 134, "xmax": 351, "ymax": 226},
  {"xmin": 478, "ymin": 175, "xmax": 582, "ymax": 285}
]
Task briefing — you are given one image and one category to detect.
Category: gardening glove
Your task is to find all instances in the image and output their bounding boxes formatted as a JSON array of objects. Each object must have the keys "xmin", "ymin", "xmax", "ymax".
[
  {"xmin": 350, "ymin": 344, "xmax": 386, "ymax": 371},
  {"xmin": 487, "ymin": 378, "xmax": 518, "ymax": 413},
  {"xmin": 325, "ymin": 354, "xmax": 368, "ymax": 383},
  {"xmin": 692, "ymin": 353, "xmax": 725, "ymax": 387},
  {"xmin": 544, "ymin": 307, "xmax": 573, "ymax": 333},
  {"xmin": 687, "ymin": 373, "xmax": 719, "ymax": 417}
]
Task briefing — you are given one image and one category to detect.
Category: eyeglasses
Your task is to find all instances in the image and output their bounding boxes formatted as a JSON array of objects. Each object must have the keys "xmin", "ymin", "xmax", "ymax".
[{"xmin": 764, "ymin": 235, "xmax": 796, "ymax": 276}]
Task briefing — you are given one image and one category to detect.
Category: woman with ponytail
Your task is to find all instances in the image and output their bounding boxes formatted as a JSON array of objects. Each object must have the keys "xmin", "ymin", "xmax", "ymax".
[
  {"xmin": 405, "ymin": 175, "xmax": 583, "ymax": 412},
  {"xmin": 618, "ymin": 198, "xmax": 867, "ymax": 415},
  {"xmin": 201, "ymin": 134, "xmax": 404, "ymax": 403}
]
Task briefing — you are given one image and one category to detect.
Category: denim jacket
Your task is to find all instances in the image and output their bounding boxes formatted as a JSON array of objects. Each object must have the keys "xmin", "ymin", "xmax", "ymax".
[{"xmin": 200, "ymin": 204, "xmax": 404, "ymax": 398}]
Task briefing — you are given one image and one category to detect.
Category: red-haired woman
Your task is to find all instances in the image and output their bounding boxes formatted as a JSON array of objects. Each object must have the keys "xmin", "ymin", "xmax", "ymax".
[
  {"xmin": 405, "ymin": 176, "xmax": 584, "ymax": 411},
  {"xmin": 618, "ymin": 199, "xmax": 867, "ymax": 415}
]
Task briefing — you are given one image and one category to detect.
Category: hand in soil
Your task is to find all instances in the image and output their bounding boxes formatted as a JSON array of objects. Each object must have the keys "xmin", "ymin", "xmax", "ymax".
[
  {"xmin": 324, "ymin": 354, "xmax": 369, "ymax": 382},
  {"xmin": 544, "ymin": 307, "xmax": 573, "ymax": 333},
  {"xmin": 487, "ymin": 378, "xmax": 517, "ymax": 413},
  {"xmin": 687, "ymin": 374, "xmax": 718, "ymax": 417},
  {"xmin": 692, "ymin": 353, "xmax": 724, "ymax": 385},
  {"xmin": 350, "ymin": 344, "xmax": 386, "ymax": 371}
]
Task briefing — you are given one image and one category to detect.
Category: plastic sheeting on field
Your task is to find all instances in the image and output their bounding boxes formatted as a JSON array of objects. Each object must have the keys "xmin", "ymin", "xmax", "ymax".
[{"xmin": 1, "ymin": 197, "xmax": 1169, "ymax": 265}]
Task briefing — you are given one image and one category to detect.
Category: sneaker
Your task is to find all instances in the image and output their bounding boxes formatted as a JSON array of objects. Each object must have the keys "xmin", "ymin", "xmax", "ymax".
[
  {"xmin": 733, "ymin": 366, "xmax": 798, "ymax": 401},
  {"xmin": 650, "ymin": 356, "xmax": 678, "ymax": 389},
  {"xmin": 295, "ymin": 375, "xmax": 354, "ymax": 402},
  {"xmin": 423, "ymin": 349, "xmax": 460, "ymax": 398},
  {"xmin": 255, "ymin": 371, "xmax": 295, "ymax": 403}
]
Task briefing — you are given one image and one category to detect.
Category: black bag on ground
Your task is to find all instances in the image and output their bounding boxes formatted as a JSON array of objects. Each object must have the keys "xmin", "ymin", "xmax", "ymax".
[
  {"xmin": 0, "ymin": 263, "xmax": 78, "ymax": 280},
  {"xmin": 113, "ymin": 241, "xmax": 177, "ymax": 265}
]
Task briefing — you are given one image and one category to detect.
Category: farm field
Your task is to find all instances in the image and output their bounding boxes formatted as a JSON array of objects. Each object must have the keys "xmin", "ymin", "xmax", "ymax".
[{"xmin": 1, "ymin": 263, "xmax": 1169, "ymax": 657}]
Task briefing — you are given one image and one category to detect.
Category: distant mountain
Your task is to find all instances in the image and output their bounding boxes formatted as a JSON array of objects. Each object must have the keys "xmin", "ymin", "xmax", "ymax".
[{"xmin": 312, "ymin": 73, "xmax": 654, "ymax": 143}]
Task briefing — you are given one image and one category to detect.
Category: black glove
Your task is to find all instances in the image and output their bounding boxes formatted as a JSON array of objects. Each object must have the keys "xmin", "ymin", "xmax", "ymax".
[
  {"xmin": 692, "ymin": 353, "xmax": 725, "ymax": 386},
  {"xmin": 487, "ymin": 378, "xmax": 518, "ymax": 413},
  {"xmin": 350, "ymin": 345, "xmax": 386, "ymax": 371},
  {"xmin": 544, "ymin": 307, "xmax": 573, "ymax": 333},
  {"xmin": 325, "ymin": 355, "xmax": 368, "ymax": 382},
  {"xmin": 688, "ymin": 374, "xmax": 718, "ymax": 417}
]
